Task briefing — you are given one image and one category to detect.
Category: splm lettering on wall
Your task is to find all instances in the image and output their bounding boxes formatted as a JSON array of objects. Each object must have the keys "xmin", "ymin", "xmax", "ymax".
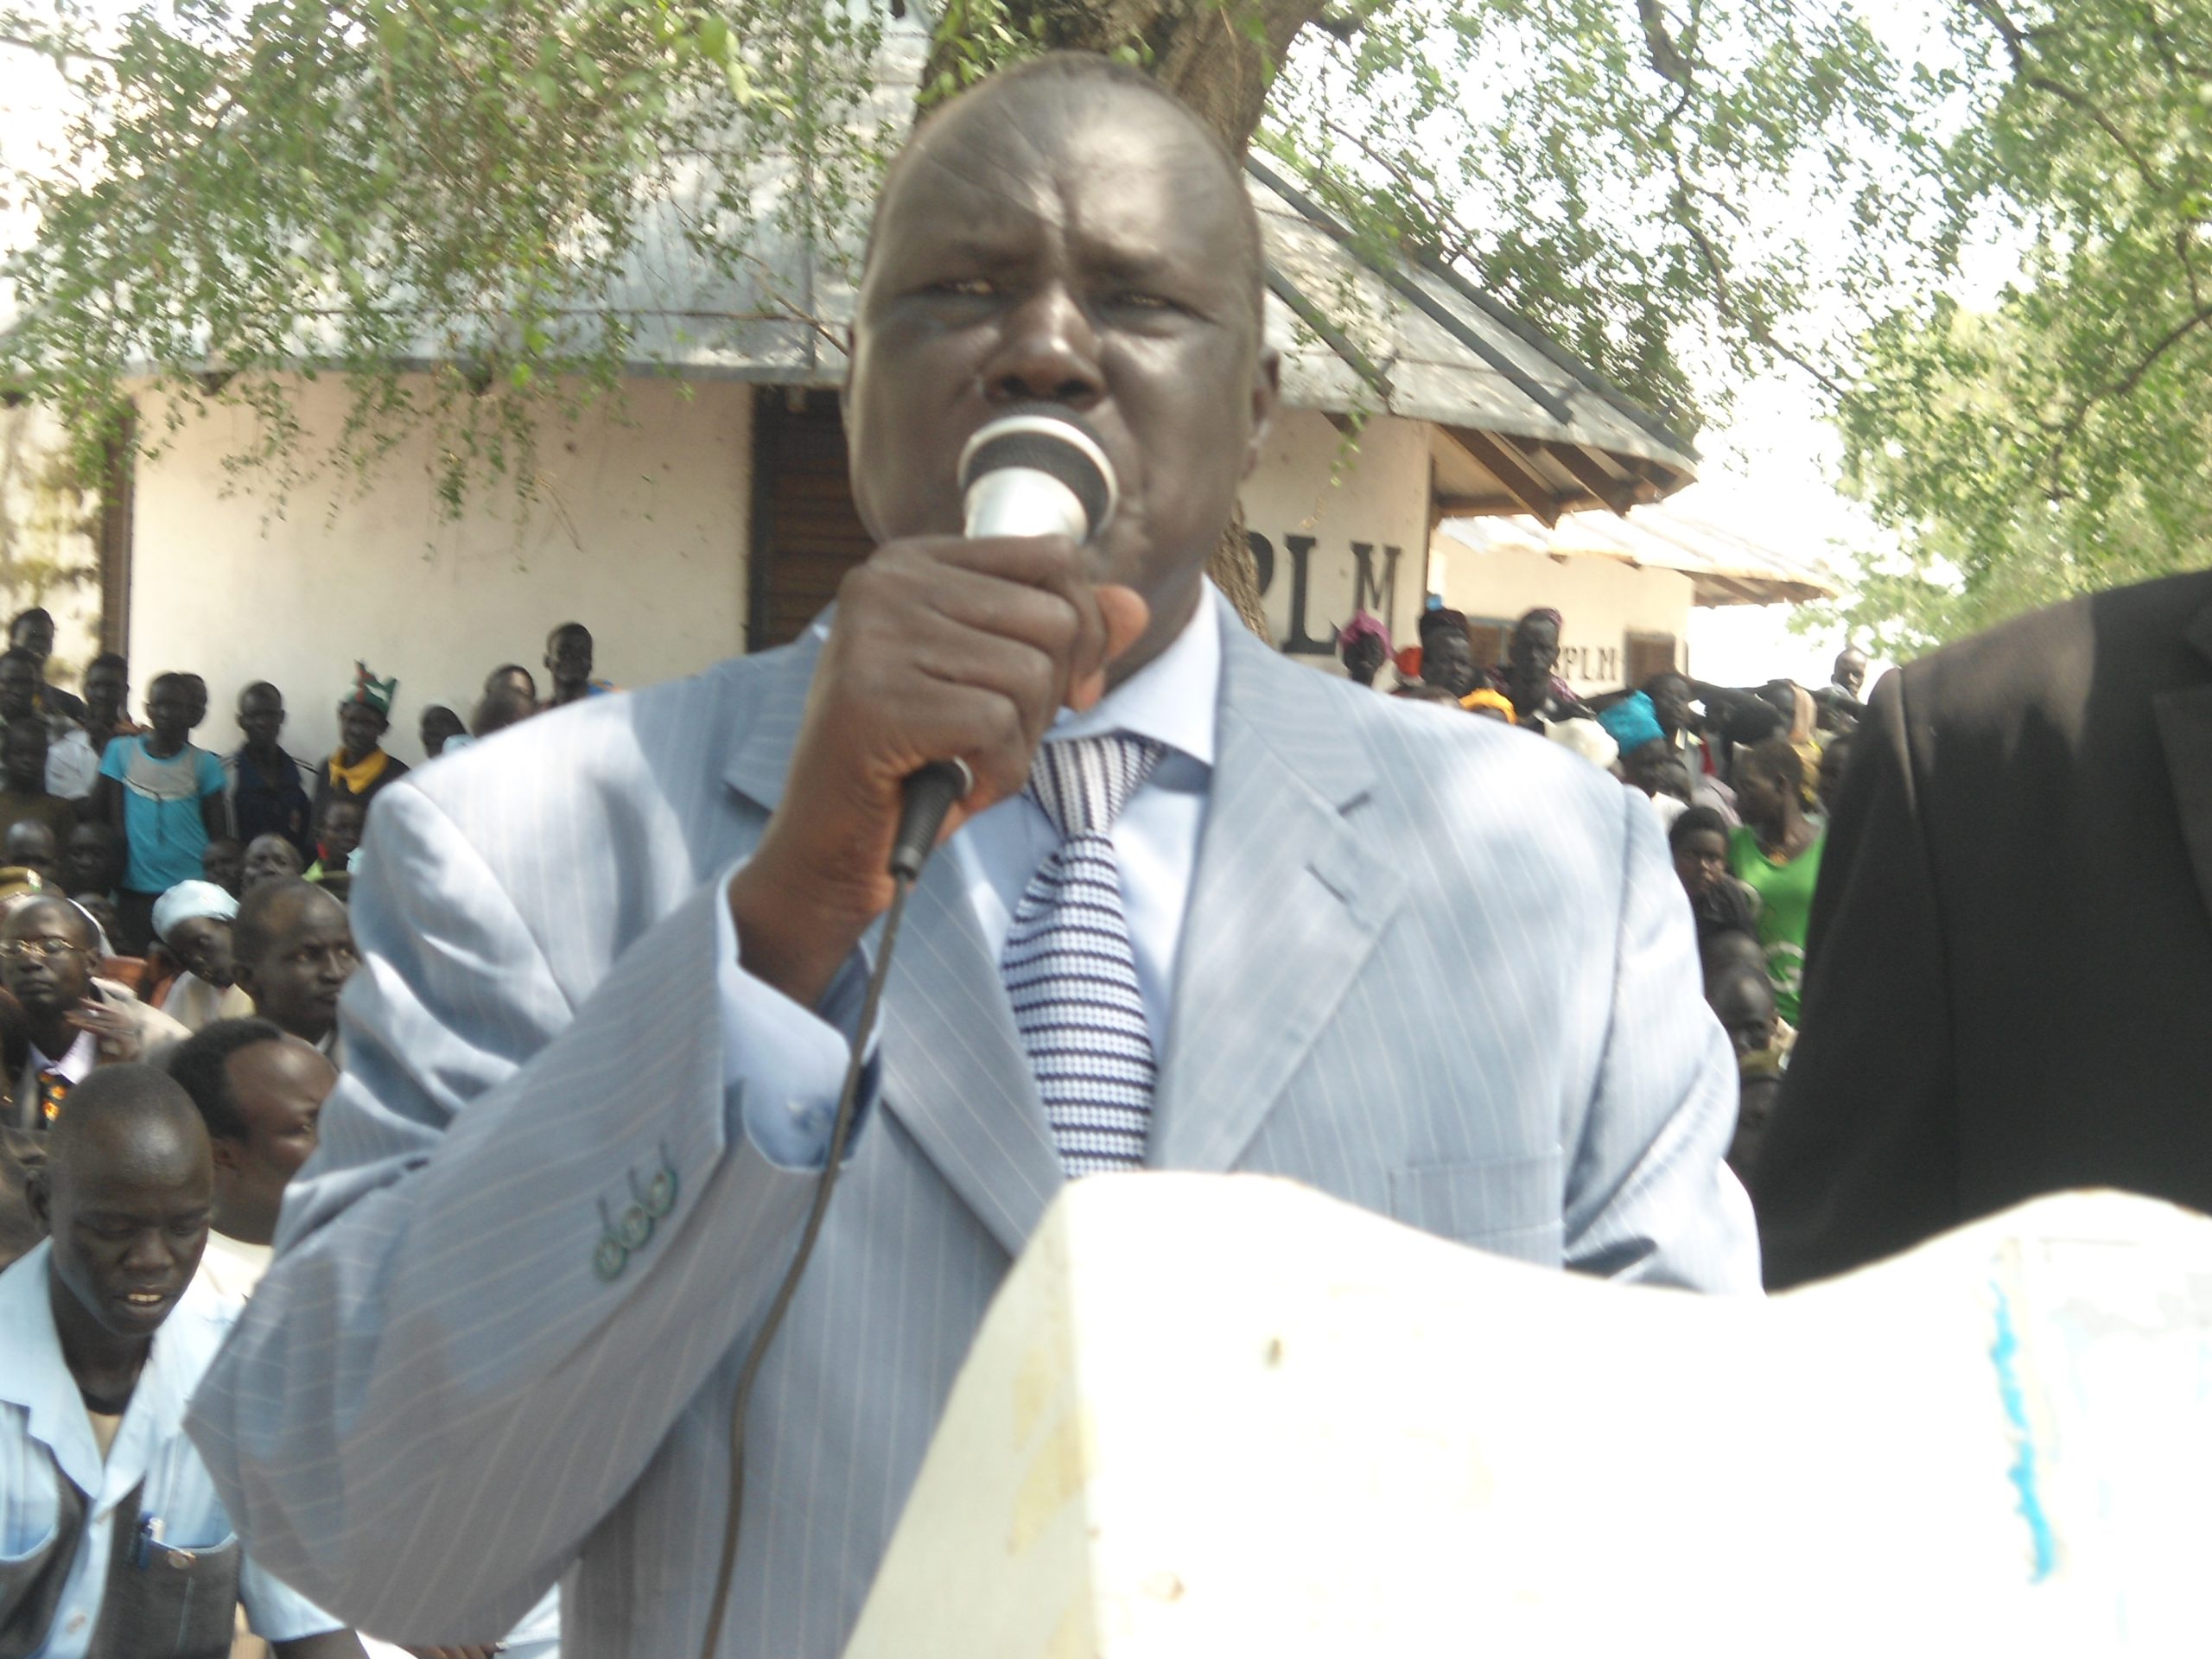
[
  {"xmin": 1556, "ymin": 644, "xmax": 1621, "ymax": 683},
  {"xmin": 1248, "ymin": 532, "xmax": 1402, "ymax": 657}
]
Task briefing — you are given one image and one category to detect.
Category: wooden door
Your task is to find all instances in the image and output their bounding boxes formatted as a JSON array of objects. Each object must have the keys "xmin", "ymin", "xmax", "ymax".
[{"xmin": 747, "ymin": 389, "xmax": 873, "ymax": 652}]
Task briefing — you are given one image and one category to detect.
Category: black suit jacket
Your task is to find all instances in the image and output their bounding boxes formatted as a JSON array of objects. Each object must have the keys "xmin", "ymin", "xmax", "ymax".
[{"xmin": 1753, "ymin": 569, "xmax": 2212, "ymax": 1287}]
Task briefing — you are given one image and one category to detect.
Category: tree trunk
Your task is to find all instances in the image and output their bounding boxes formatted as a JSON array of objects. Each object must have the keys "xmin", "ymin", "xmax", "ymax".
[
  {"xmin": 925, "ymin": 0, "xmax": 1328, "ymax": 641},
  {"xmin": 1209, "ymin": 504, "xmax": 1270, "ymax": 639},
  {"xmin": 926, "ymin": 0, "xmax": 1326, "ymax": 152}
]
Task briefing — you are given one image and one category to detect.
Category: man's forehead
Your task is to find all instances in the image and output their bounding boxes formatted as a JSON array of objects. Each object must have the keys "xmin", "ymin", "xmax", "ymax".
[
  {"xmin": 8, "ymin": 902, "xmax": 78, "ymax": 938},
  {"xmin": 232, "ymin": 1037, "xmax": 334, "ymax": 1090},
  {"xmin": 59, "ymin": 1159, "xmax": 208, "ymax": 1205},
  {"xmin": 877, "ymin": 83, "xmax": 1241, "ymax": 264},
  {"xmin": 283, "ymin": 897, "xmax": 349, "ymax": 935}
]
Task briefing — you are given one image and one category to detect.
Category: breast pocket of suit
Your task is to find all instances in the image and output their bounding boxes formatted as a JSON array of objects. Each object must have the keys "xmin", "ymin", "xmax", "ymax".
[{"xmin": 1389, "ymin": 1150, "xmax": 1563, "ymax": 1268}]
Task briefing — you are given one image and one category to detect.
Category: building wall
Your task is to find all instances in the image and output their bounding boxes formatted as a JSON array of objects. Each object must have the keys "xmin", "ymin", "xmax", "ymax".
[
  {"xmin": 1433, "ymin": 540, "xmax": 1693, "ymax": 696},
  {"xmin": 1239, "ymin": 410, "xmax": 1429, "ymax": 674},
  {"xmin": 122, "ymin": 390, "xmax": 1441, "ymax": 775},
  {"xmin": 128, "ymin": 376, "xmax": 753, "ymax": 766}
]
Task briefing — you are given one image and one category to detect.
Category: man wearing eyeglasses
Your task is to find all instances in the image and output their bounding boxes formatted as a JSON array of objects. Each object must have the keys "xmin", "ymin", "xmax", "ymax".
[{"xmin": 2, "ymin": 897, "xmax": 188, "ymax": 1131}]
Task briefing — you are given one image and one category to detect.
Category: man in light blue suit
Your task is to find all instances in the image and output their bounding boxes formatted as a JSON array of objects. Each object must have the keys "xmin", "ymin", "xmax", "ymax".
[{"xmin": 188, "ymin": 55, "xmax": 1755, "ymax": 1657}]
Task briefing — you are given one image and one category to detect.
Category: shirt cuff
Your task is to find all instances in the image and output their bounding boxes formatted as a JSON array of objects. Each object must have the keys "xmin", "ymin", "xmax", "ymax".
[
  {"xmin": 713, "ymin": 862, "xmax": 878, "ymax": 1171},
  {"xmin": 239, "ymin": 1555, "xmax": 346, "ymax": 1643}
]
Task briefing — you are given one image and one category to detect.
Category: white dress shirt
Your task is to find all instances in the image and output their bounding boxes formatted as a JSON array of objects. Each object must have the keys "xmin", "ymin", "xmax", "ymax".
[
  {"xmin": 0, "ymin": 1243, "xmax": 339, "ymax": 1658},
  {"xmin": 46, "ymin": 727, "xmax": 100, "ymax": 804},
  {"xmin": 18, "ymin": 1028, "xmax": 97, "ymax": 1127},
  {"xmin": 714, "ymin": 583, "xmax": 1224, "ymax": 1168},
  {"xmin": 193, "ymin": 1230, "xmax": 276, "ymax": 1304}
]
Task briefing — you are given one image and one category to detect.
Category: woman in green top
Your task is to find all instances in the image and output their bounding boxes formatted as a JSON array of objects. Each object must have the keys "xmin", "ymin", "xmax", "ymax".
[{"xmin": 1727, "ymin": 736, "xmax": 1825, "ymax": 1024}]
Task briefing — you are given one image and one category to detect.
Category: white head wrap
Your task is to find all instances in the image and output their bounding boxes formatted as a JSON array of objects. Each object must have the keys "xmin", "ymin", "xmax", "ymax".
[
  {"xmin": 1547, "ymin": 716, "xmax": 1620, "ymax": 772},
  {"xmin": 153, "ymin": 879, "xmax": 238, "ymax": 944}
]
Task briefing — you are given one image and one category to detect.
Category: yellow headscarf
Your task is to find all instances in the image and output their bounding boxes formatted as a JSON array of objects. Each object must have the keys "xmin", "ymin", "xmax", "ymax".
[{"xmin": 1459, "ymin": 688, "xmax": 1518, "ymax": 723}]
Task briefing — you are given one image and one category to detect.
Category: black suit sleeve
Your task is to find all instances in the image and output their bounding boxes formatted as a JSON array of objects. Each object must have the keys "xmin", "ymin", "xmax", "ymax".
[{"xmin": 1750, "ymin": 668, "xmax": 1959, "ymax": 1287}]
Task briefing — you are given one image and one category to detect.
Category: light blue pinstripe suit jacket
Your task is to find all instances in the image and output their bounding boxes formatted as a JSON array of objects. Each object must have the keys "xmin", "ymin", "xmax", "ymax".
[{"xmin": 188, "ymin": 604, "xmax": 1756, "ymax": 1656}]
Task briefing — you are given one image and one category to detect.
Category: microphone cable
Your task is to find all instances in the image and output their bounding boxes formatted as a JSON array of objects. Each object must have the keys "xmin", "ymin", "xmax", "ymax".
[{"xmin": 697, "ymin": 757, "xmax": 969, "ymax": 1659}]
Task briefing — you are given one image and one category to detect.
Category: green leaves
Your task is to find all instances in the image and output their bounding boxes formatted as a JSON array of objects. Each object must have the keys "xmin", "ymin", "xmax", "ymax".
[
  {"xmin": 1825, "ymin": 0, "xmax": 2212, "ymax": 648},
  {"xmin": 1263, "ymin": 0, "xmax": 1925, "ymax": 440},
  {"xmin": 0, "ymin": 0, "xmax": 884, "ymax": 508}
]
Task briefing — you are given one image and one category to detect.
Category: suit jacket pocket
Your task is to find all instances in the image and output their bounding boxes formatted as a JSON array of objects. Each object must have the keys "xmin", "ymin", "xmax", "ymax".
[{"xmin": 1389, "ymin": 1151, "xmax": 1564, "ymax": 1266}]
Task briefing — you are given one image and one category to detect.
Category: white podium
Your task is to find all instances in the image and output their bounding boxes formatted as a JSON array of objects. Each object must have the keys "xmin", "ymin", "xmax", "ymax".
[{"xmin": 843, "ymin": 1175, "xmax": 2212, "ymax": 1656}]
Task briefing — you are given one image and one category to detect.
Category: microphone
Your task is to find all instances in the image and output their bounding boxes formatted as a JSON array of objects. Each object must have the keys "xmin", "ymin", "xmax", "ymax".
[
  {"xmin": 887, "ymin": 407, "xmax": 1119, "ymax": 880},
  {"xmin": 957, "ymin": 406, "xmax": 1117, "ymax": 543}
]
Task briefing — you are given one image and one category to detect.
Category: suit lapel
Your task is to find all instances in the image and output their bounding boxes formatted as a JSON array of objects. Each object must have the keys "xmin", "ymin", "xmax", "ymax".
[
  {"xmin": 721, "ymin": 626, "xmax": 823, "ymax": 819},
  {"xmin": 721, "ymin": 621, "xmax": 1060, "ymax": 1261},
  {"xmin": 877, "ymin": 856, "xmax": 1065, "ymax": 1258},
  {"xmin": 1151, "ymin": 619, "xmax": 1405, "ymax": 1173},
  {"xmin": 2153, "ymin": 603, "xmax": 2212, "ymax": 932}
]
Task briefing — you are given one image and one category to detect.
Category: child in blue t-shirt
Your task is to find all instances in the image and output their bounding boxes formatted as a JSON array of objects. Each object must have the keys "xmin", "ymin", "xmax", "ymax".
[{"xmin": 95, "ymin": 671, "xmax": 227, "ymax": 952}]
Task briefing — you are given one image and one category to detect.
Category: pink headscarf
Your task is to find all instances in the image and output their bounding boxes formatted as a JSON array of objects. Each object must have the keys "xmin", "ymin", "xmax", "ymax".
[{"xmin": 1335, "ymin": 611, "xmax": 1392, "ymax": 652}]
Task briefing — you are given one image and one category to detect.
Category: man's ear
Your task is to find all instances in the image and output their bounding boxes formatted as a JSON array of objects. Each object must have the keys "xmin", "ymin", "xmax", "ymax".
[
  {"xmin": 232, "ymin": 963, "xmax": 259, "ymax": 1004},
  {"xmin": 24, "ymin": 1166, "xmax": 48, "ymax": 1235},
  {"xmin": 1241, "ymin": 350, "xmax": 1282, "ymax": 480},
  {"xmin": 209, "ymin": 1136, "xmax": 245, "ymax": 1178}
]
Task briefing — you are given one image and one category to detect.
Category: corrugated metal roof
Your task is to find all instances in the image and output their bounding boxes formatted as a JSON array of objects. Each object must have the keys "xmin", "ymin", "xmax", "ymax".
[{"xmin": 1435, "ymin": 503, "xmax": 1838, "ymax": 607}]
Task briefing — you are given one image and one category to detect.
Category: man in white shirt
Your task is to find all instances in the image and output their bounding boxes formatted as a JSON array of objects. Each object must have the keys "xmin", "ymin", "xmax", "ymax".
[
  {"xmin": 0, "ymin": 1065, "xmax": 360, "ymax": 1656},
  {"xmin": 164, "ymin": 1018, "xmax": 334, "ymax": 1300}
]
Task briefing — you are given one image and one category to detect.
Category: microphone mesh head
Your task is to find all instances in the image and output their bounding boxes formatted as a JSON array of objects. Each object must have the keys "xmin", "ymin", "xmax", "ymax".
[{"xmin": 958, "ymin": 409, "xmax": 1116, "ymax": 540}]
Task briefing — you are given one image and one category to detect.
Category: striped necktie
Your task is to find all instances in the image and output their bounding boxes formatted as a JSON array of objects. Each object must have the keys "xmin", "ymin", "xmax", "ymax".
[{"xmin": 1002, "ymin": 733, "xmax": 1166, "ymax": 1177}]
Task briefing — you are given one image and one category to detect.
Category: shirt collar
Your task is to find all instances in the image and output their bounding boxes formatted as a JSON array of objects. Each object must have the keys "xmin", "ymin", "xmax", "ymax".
[
  {"xmin": 0, "ymin": 1243, "xmax": 227, "ymax": 1504},
  {"xmin": 1046, "ymin": 580, "xmax": 1221, "ymax": 768},
  {"xmin": 29, "ymin": 1028, "xmax": 99, "ymax": 1086},
  {"xmin": 0, "ymin": 1243, "xmax": 105, "ymax": 1497}
]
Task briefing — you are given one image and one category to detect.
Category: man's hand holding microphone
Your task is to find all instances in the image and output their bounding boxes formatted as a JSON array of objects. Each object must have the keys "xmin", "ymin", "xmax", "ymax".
[{"xmin": 728, "ymin": 408, "xmax": 1144, "ymax": 1008}]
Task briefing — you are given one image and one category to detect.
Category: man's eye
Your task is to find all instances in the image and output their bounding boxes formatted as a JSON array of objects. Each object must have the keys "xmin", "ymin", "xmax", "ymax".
[
  {"xmin": 931, "ymin": 277, "xmax": 996, "ymax": 298},
  {"xmin": 1105, "ymin": 289, "xmax": 1175, "ymax": 312}
]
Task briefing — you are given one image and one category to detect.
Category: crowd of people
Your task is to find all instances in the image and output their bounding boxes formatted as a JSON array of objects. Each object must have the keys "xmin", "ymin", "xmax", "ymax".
[
  {"xmin": 0, "ymin": 609, "xmax": 607, "ymax": 1659},
  {"xmin": 1338, "ymin": 602, "xmax": 1871, "ymax": 1181}
]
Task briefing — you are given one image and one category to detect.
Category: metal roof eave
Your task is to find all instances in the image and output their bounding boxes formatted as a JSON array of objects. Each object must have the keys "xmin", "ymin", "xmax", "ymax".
[{"xmin": 1434, "ymin": 507, "xmax": 1839, "ymax": 606}]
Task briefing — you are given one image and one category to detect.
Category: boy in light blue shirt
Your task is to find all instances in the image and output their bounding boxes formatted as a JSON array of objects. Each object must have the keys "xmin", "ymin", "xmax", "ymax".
[{"xmin": 93, "ymin": 672, "xmax": 228, "ymax": 956}]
